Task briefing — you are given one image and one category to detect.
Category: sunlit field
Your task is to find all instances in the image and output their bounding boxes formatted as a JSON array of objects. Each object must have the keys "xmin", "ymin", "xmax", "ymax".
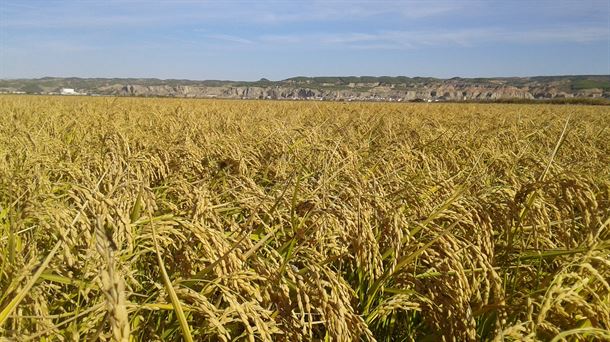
[{"xmin": 1, "ymin": 95, "xmax": 609, "ymax": 341}]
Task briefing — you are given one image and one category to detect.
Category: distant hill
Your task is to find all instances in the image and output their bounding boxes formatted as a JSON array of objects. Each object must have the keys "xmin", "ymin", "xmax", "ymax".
[{"xmin": 1, "ymin": 75, "xmax": 609, "ymax": 102}]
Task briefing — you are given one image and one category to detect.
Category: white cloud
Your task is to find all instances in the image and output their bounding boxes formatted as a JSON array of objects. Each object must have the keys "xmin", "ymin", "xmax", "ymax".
[
  {"xmin": 398, "ymin": 3, "xmax": 463, "ymax": 19},
  {"xmin": 0, "ymin": 1, "xmax": 466, "ymax": 29},
  {"xmin": 253, "ymin": 25, "xmax": 609, "ymax": 49},
  {"xmin": 207, "ymin": 34, "xmax": 254, "ymax": 45},
  {"xmin": 515, "ymin": 27, "xmax": 609, "ymax": 44},
  {"xmin": 259, "ymin": 35, "xmax": 306, "ymax": 44}
]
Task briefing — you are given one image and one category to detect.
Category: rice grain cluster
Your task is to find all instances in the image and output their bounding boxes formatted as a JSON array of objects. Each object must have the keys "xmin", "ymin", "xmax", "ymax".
[{"xmin": 0, "ymin": 96, "xmax": 609, "ymax": 341}]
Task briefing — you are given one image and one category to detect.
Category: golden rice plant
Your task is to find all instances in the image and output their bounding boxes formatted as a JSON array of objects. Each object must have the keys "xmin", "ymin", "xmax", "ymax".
[{"xmin": 0, "ymin": 95, "xmax": 608, "ymax": 341}]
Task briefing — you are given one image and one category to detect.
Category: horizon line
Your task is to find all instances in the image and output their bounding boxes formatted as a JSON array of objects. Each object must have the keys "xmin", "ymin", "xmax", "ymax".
[{"xmin": 2, "ymin": 74, "xmax": 609, "ymax": 82}]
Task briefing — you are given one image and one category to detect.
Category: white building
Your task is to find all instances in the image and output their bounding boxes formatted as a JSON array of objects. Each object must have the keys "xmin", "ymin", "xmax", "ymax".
[{"xmin": 60, "ymin": 88, "xmax": 76, "ymax": 95}]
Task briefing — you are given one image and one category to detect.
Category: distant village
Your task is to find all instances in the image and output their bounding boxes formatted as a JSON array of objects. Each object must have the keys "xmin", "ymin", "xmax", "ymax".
[
  {"xmin": 0, "ymin": 87, "xmax": 90, "ymax": 96},
  {"xmin": 57, "ymin": 88, "xmax": 87, "ymax": 95}
]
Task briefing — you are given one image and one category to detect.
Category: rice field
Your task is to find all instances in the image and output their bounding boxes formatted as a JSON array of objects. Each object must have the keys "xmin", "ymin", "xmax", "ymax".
[{"xmin": 0, "ymin": 95, "xmax": 609, "ymax": 341}]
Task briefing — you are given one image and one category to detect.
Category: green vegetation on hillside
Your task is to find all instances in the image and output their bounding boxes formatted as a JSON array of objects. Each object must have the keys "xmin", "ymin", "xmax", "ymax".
[{"xmin": 571, "ymin": 79, "xmax": 610, "ymax": 90}]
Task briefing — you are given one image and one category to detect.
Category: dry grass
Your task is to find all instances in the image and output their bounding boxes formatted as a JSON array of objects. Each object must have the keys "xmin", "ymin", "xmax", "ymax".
[{"xmin": 0, "ymin": 95, "xmax": 609, "ymax": 341}]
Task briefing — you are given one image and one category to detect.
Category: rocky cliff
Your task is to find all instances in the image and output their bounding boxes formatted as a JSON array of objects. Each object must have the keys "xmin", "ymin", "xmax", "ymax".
[
  {"xmin": 105, "ymin": 82, "xmax": 608, "ymax": 102},
  {"xmin": 2, "ymin": 75, "xmax": 609, "ymax": 102}
]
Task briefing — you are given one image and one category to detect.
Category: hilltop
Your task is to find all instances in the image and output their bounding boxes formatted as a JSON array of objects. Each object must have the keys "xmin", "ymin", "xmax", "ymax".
[{"xmin": 1, "ymin": 75, "xmax": 609, "ymax": 102}]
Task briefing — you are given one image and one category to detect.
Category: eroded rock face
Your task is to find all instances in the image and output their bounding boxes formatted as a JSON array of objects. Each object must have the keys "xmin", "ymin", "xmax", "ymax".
[
  {"xmin": 43, "ymin": 76, "xmax": 602, "ymax": 101},
  {"xmin": 4, "ymin": 75, "xmax": 609, "ymax": 100},
  {"xmin": 105, "ymin": 83, "xmax": 607, "ymax": 101}
]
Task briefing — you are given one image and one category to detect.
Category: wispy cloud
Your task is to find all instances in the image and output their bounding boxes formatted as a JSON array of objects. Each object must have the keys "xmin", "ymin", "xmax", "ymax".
[
  {"xmin": 259, "ymin": 35, "xmax": 306, "ymax": 44},
  {"xmin": 1, "ymin": 0, "xmax": 607, "ymax": 79},
  {"xmin": 0, "ymin": 13, "xmax": 169, "ymax": 29},
  {"xmin": 514, "ymin": 27, "xmax": 609, "ymax": 44},
  {"xmin": 0, "ymin": 1, "xmax": 466, "ymax": 29},
  {"xmin": 246, "ymin": 2, "xmax": 460, "ymax": 24},
  {"xmin": 398, "ymin": 3, "xmax": 463, "ymax": 19},
  {"xmin": 253, "ymin": 25, "xmax": 610, "ymax": 49},
  {"xmin": 207, "ymin": 34, "xmax": 254, "ymax": 45}
]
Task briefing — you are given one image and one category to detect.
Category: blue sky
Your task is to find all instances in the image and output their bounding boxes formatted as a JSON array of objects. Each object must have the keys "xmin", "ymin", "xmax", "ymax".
[{"xmin": 0, "ymin": 0, "xmax": 609, "ymax": 80}]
